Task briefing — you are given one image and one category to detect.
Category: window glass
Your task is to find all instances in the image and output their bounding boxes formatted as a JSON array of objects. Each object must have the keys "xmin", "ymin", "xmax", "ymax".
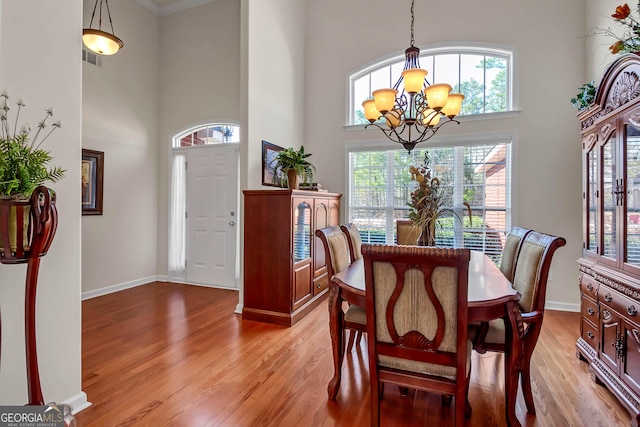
[
  {"xmin": 174, "ymin": 124, "xmax": 240, "ymax": 147},
  {"xmin": 348, "ymin": 141, "xmax": 511, "ymax": 263}
]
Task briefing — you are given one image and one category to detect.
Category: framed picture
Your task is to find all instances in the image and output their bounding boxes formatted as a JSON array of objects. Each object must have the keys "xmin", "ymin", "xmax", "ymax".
[
  {"xmin": 262, "ymin": 140, "xmax": 284, "ymax": 187},
  {"xmin": 82, "ymin": 149, "xmax": 104, "ymax": 215}
]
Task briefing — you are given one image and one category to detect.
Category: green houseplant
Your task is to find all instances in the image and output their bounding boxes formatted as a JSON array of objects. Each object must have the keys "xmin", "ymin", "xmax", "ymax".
[
  {"xmin": 0, "ymin": 91, "xmax": 65, "ymax": 200},
  {"xmin": 270, "ymin": 145, "xmax": 316, "ymax": 189},
  {"xmin": 0, "ymin": 91, "xmax": 64, "ymax": 256},
  {"xmin": 570, "ymin": 81, "xmax": 597, "ymax": 111}
]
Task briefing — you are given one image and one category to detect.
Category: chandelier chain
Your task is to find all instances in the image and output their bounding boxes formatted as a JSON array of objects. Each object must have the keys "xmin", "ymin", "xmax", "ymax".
[{"xmin": 410, "ymin": 0, "xmax": 415, "ymax": 47}]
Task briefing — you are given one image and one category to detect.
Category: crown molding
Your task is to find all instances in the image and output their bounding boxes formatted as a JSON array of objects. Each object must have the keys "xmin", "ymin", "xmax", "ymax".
[{"xmin": 136, "ymin": 0, "xmax": 214, "ymax": 16}]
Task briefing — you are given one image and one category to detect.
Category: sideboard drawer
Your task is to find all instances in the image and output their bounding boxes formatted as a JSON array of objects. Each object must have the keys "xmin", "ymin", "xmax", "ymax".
[
  {"xmin": 580, "ymin": 274, "xmax": 599, "ymax": 300},
  {"xmin": 581, "ymin": 296, "xmax": 599, "ymax": 322},
  {"xmin": 581, "ymin": 318, "xmax": 598, "ymax": 349},
  {"xmin": 599, "ymin": 288, "xmax": 640, "ymax": 319}
]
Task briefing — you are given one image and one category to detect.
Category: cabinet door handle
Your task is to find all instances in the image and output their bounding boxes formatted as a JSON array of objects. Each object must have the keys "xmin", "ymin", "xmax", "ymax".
[
  {"xmin": 629, "ymin": 306, "xmax": 638, "ymax": 316},
  {"xmin": 587, "ymin": 331, "xmax": 595, "ymax": 339},
  {"xmin": 605, "ymin": 293, "xmax": 613, "ymax": 302},
  {"xmin": 586, "ymin": 283, "xmax": 594, "ymax": 292},
  {"xmin": 587, "ymin": 308, "xmax": 595, "ymax": 316},
  {"xmin": 603, "ymin": 310, "xmax": 612, "ymax": 320}
]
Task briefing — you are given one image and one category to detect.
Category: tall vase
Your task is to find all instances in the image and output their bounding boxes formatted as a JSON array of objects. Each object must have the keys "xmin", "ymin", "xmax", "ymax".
[
  {"xmin": 417, "ymin": 223, "xmax": 436, "ymax": 246},
  {"xmin": 287, "ymin": 169, "xmax": 299, "ymax": 190}
]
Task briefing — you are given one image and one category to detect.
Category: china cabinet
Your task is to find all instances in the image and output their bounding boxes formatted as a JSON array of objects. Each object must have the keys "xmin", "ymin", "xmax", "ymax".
[
  {"xmin": 242, "ymin": 189, "xmax": 340, "ymax": 326},
  {"xmin": 576, "ymin": 53, "xmax": 640, "ymax": 425}
]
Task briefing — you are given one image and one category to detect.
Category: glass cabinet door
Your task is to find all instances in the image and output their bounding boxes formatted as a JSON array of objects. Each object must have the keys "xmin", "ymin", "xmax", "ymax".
[
  {"xmin": 587, "ymin": 145, "xmax": 598, "ymax": 254},
  {"xmin": 626, "ymin": 124, "xmax": 640, "ymax": 267},
  {"xmin": 293, "ymin": 200, "xmax": 311, "ymax": 262},
  {"xmin": 602, "ymin": 134, "xmax": 617, "ymax": 261}
]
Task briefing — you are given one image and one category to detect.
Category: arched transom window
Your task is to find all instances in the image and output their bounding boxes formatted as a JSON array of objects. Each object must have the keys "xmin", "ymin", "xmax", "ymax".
[
  {"xmin": 174, "ymin": 124, "xmax": 240, "ymax": 148},
  {"xmin": 349, "ymin": 46, "xmax": 513, "ymax": 125}
]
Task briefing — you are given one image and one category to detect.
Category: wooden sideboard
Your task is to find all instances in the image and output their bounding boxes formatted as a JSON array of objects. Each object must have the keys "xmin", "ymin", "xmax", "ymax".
[
  {"xmin": 576, "ymin": 53, "xmax": 640, "ymax": 426},
  {"xmin": 242, "ymin": 189, "xmax": 341, "ymax": 326}
]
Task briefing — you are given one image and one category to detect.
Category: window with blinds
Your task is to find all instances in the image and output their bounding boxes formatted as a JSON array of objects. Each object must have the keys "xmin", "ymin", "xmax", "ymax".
[{"xmin": 347, "ymin": 141, "xmax": 511, "ymax": 262}]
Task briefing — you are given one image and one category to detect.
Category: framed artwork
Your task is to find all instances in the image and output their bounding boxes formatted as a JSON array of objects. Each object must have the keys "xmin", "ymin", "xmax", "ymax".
[
  {"xmin": 262, "ymin": 140, "xmax": 284, "ymax": 187},
  {"xmin": 82, "ymin": 149, "xmax": 104, "ymax": 215}
]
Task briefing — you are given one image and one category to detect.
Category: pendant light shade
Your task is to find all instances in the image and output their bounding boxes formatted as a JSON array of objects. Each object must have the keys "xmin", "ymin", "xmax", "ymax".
[{"xmin": 83, "ymin": 0, "xmax": 124, "ymax": 56}]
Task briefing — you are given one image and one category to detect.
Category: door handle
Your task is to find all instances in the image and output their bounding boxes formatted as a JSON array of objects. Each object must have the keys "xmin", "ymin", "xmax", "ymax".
[{"xmin": 229, "ymin": 221, "xmax": 235, "ymax": 227}]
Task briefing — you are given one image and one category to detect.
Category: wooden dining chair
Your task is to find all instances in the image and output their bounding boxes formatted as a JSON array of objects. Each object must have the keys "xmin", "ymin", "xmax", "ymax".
[
  {"xmin": 499, "ymin": 226, "xmax": 532, "ymax": 282},
  {"xmin": 340, "ymin": 223, "xmax": 362, "ymax": 263},
  {"xmin": 340, "ymin": 223, "xmax": 365, "ymax": 350},
  {"xmin": 472, "ymin": 230, "xmax": 566, "ymax": 415},
  {"xmin": 362, "ymin": 244, "xmax": 471, "ymax": 427},
  {"xmin": 395, "ymin": 219, "xmax": 421, "ymax": 245},
  {"xmin": 316, "ymin": 226, "xmax": 367, "ymax": 354}
]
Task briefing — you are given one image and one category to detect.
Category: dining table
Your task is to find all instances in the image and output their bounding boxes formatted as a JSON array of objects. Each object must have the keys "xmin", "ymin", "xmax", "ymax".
[{"xmin": 327, "ymin": 250, "xmax": 524, "ymax": 427}]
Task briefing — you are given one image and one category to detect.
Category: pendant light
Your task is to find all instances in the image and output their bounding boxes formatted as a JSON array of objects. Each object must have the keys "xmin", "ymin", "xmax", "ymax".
[{"xmin": 83, "ymin": 0, "xmax": 124, "ymax": 56}]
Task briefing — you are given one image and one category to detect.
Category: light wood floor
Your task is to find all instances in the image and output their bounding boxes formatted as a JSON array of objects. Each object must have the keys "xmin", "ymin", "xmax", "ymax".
[{"xmin": 76, "ymin": 282, "xmax": 629, "ymax": 426}]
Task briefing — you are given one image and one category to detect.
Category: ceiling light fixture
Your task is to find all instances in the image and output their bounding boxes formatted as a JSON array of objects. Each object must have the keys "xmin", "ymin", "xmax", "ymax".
[
  {"xmin": 362, "ymin": 0, "xmax": 464, "ymax": 152},
  {"xmin": 82, "ymin": 0, "xmax": 124, "ymax": 56}
]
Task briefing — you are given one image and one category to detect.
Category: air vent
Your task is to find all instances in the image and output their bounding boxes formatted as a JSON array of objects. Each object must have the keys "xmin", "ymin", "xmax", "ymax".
[{"xmin": 82, "ymin": 49, "xmax": 100, "ymax": 66}]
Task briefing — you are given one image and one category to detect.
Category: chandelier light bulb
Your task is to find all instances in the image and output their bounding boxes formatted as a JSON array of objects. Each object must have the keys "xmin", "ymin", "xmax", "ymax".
[{"xmin": 441, "ymin": 93, "xmax": 465, "ymax": 118}]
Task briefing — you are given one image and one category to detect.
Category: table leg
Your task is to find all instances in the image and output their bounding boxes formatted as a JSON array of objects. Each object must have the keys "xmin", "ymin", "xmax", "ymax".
[
  {"xmin": 503, "ymin": 301, "xmax": 524, "ymax": 427},
  {"xmin": 327, "ymin": 282, "xmax": 344, "ymax": 399}
]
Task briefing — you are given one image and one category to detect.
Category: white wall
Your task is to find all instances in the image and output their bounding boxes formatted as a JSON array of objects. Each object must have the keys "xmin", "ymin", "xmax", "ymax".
[
  {"xmin": 0, "ymin": 0, "xmax": 84, "ymax": 407},
  {"xmin": 245, "ymin": 0, "xmax": 306, "ymax": 191},
  {"xmin": 156, "ymin": 0, "xmax": 241, "ymax": 278},
  {"xmin": 82, "ymin": 0, "xmax": 160, "ymax": 295},
  {"xmin": 304, "ymin": 0, "xmax": 586, "ymax": 309}
]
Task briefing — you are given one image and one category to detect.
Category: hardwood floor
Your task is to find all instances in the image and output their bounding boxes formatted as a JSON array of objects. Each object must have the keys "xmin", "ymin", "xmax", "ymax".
[{"xmin": 76, "ymin": 282, "xmax": 628, "ymax": 426}]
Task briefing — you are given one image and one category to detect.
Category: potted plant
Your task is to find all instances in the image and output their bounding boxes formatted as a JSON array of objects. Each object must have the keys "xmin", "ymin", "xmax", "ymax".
[
  {"xmin": 270, "ymin": 145, "xmax": 316, "ymax": 189},
  {"xmin": 570, "ymin": 81, "xmax": 597, "ymax": 111},
  {"xmin": 407, "ymin": 152, "xmax": 470, "ymax": 246},
  {"xmin": 0, "ymin": 91, "xmax": 64, "ymax": 260}
]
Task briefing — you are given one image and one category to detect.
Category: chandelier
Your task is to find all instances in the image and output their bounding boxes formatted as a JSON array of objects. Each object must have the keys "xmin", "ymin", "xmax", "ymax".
[
  {"xmin": 362, "ymin": 0, "xmax": 464, "ymax": 152},
  {"xmin": 82, "ymin": 0, "xmax": 124, "ymax": 56}
]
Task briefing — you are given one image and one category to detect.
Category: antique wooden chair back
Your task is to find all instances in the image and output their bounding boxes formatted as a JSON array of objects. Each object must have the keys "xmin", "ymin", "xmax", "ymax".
[
  {"xmin": 363, "ymin": 244, "xmax": 471, "ymax": 426},
  {"xmin": 395, "ymin": 220, "xmax": 421, "ymax": 246},
  {"xmin": 499, "ymin": 226, "xmax": 532, "ymax": 282},
  {"xmin": 340, "ymin": 223, "xmax": 362, "ymax": 263},
  {"xmin": 316, "ymin": 226, "xmax": 367, "ymax": 352},
  {"xmin": 472, "ymin": 230, "xmax": 566, "ymax": 415}
]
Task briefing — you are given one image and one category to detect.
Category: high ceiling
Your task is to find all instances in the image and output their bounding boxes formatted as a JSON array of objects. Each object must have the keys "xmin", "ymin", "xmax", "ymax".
[{"xmin": 136, "ymin": 0, "xmax": 214, "ymax": 16}]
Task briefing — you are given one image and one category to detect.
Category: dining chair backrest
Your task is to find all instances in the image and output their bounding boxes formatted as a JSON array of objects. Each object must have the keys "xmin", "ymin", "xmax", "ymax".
[
  {"xmin": 499, "ymin": 226, "xmax": 532, "ymax": 282},
  {"xmin": 512, "ymin": 230, "xmax": 567, "ymax": 314},
  {"xmin": 340, "ymin": 223, "xmax": 362, "ymax": 263},
  {"xmin": 396, "ymin": 220, "xmax": 421, "ymax": 246},
  {"xmin": 315, "ymin": 226, "xmax": 351, "ymax": 279},
  {"xmin": 362, "ymin": 243, "xmax": 471, "ymax": 426}
]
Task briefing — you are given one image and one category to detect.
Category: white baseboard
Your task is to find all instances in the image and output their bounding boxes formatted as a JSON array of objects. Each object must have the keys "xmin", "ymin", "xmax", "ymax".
[
  {"xmin": 546, "ymin": 301, "xmax": 580, "ymax": 312},
  {"xmin": 63, "ymin": 391, "xmax": 91, "ymax": 414},
  {"xmin": 235, "ymin": 303, "xmax": 243, "ymax": 314},
  {"xmin": 82, "ymin": 276, "xmax": 239, "ymax": 300},
  {"xmin": 81, "ymin": 276, "xmax": 158, "ymax": 300}
]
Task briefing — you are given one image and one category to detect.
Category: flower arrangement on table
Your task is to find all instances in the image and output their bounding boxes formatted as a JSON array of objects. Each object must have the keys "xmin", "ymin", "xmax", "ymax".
[
  {"xmin": 0, "ymin": 91, "xmax": 65, "ymax": 200},
  {"xmin": 407, "ymin": 153, "xmax": 468, "ymax": 246}
]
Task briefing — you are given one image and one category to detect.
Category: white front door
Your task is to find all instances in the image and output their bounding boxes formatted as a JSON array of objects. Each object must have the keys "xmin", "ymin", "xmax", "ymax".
[{"xmin": 186, "ymin": 144, "xmax": 239, "ymax": 288}]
